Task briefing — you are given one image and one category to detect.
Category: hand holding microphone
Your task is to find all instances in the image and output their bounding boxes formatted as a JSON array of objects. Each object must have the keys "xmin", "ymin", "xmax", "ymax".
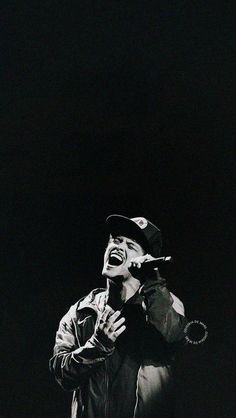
[{"xmin": 128, "ymin": 254, "xmax": 173, "ymax": 283}]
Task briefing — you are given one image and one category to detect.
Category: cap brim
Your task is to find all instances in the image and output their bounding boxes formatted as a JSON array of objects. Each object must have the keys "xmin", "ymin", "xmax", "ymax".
[{"xmin": 105, "ymin": 214, "xmax": 150, "ymax": 252}]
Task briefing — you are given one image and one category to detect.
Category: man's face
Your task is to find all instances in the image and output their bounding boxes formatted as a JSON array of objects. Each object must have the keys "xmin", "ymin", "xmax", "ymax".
[{"xmin": 102, "ymin": 235, "xmax": 145, "ymax": 280}]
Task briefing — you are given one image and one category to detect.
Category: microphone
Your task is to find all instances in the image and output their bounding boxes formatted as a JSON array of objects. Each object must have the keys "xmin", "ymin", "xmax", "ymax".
[{"xmin": 128, "ymin": 256, "xmax": 173, "ymax": 278}]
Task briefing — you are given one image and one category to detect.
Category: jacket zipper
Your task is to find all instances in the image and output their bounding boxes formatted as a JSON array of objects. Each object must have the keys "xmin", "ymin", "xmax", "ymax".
[{"xmin": 104, "ymin": 361, "xmax": 109, "ymax": 418}]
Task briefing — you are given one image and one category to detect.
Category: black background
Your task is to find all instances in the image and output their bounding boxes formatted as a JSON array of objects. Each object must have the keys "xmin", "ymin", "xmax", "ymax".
[{"xmin": 1, "ymin": 1, "xmax": 235, "ymax": 417}]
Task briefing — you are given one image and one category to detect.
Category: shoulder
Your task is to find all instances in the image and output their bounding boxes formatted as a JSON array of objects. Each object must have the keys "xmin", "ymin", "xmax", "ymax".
[
  {"xmin": 62, "ymin": 287, "xmax": 107, "ymax": 320},
  {"xmin": 170, "ymin": 292, "xmax": 185, "ymax": 316}
]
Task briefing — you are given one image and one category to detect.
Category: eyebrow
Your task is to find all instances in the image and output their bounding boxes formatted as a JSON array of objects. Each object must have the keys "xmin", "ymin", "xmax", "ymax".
[
  {"xmin": 127, "ymin": 240, "xmax": 139, "ymax": 248},
  {"xmin": 110, "ymin": 235, "xmax": 141, "ymax": 249}
]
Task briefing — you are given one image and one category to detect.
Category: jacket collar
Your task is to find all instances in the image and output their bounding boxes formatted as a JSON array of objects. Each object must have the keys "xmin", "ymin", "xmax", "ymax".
[
  {"xmin": 76, "ymin": 288, "xmax": 108, "ymax": 313},
  {"xmin": 76, "ymin": 286, "xmax": 143, "ymax": 315}
]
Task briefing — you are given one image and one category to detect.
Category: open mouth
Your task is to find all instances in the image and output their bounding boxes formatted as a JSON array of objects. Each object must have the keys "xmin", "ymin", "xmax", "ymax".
[{"xmin": 108, "ymin": 251, "xmax": 124, "ymax": 267}]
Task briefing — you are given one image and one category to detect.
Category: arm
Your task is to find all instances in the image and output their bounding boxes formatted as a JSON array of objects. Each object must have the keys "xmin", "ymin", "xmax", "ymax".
[
  {"xmin": 129, "ymin": 255, "xmax": 187, "ymax": 344},
  {"xmin": 49, "ymin": 305, "xmax": 125, "ymax": 391},
  {"xmin": 142, "ymin": 275, "xmax": 187, "ymax": 343}
]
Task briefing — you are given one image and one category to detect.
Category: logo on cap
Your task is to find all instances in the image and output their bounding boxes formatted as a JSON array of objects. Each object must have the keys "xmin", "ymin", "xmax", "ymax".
[{"xmin": 132, "ymin": 217, "xmax": 148, "ymax": 230}]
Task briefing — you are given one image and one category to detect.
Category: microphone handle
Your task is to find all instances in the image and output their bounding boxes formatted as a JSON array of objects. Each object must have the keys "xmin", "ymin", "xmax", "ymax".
[
  {"xmin": 128, "ymin": 256, "xmax": 173, "ymax": 277},
  {"xmin": 141, "ymin": 256, "xmax": 173, "ymax": 270}
]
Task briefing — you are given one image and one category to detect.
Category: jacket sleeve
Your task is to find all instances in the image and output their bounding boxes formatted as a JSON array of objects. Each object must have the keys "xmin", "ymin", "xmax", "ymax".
[
  {"xmin": 142, "ymin": 279, "xmax": 187, "ymax": 344},
  {"xmin": 49, "ymin": 305, "xmax": 114, "ymax": 391}
]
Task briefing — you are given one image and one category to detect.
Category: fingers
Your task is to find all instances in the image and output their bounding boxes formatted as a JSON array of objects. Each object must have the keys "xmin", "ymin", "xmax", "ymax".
[
  {"xmin": 113, "ymin": 324, "xmax": 126, "ymax": 338},
  {"xmin": 130, "ymin": 261, "xmax": 142, "ymax": 268},
  {"xmin": 105, "ymin": 311, "xmax": 125, "ymax": 331},
  {"xmin": 99, "ymin": 309, "xmax": 124, "ymax": 329},
  {"xmin": 110, "ymin": 316, "xmax": 125, "ymax": 332},
  {"xmin": 100, "ymin": 306, "xmax": 114, "ymax": 323},
  {"xmin": 128, "ymin": 254, "xmax": 154, "ymax": 269},
  {"xmin": 154, "ymin": 267, "xmax": 161, "ymax": 278},
  {"xmin": 108, "ymin": 310, "xmax": 121, "ymax": 323},
  {"xmin": 97, "ymin": 308, "xmax": 126, "ymax": 343},
  {"xmin": 128, "ymin": 259, "xmax": 141, "ymax": 269}
]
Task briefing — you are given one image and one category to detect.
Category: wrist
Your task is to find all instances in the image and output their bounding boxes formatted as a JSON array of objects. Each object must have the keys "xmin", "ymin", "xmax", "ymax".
[{"xmin": 93, "ymin": 328, "xmax": 115, "ymax": 351}]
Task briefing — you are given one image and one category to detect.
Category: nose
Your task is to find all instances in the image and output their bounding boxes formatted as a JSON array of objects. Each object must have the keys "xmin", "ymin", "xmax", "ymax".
[
  {"xmin": 113, "ymin": 239, "xmax": 126, "ymax": 252},
  {"xmin": 114, "ymin": 244, "xmax": 125, "ymax": 252}
]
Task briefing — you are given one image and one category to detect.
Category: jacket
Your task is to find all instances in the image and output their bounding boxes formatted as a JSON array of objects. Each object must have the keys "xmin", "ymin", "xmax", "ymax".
[{"xmin": 50, "ymin": 280, "xmax": 187, "ymax": 418}]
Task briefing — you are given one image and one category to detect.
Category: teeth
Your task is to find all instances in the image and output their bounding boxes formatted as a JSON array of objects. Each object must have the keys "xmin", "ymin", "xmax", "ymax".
[
  {"xmin": 108, "ymin": 252, "xmax": 124, "ymax": 266},
  {"xmin": 111, "ymin": 254, "xmax": 123, "ymax": 261}
]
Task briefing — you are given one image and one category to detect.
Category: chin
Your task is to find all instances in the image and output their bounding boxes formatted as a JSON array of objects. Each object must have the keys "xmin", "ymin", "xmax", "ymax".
[{"xmin": 102, "ymin": 264, "xmax": 128, "ymax": 280}]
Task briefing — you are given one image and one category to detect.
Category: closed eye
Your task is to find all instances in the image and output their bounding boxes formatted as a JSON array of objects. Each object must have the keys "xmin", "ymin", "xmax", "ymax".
[
  {"xmin": 113, "ymin": 237, "xmax": 122, "ymax": 244},
  {"xmin": 127, "ymin": 243, "xmax": 138, "ymax": 251},
  {"xmin": 110, "ymin": 237, "xmax": 122, "ymax": 244}
]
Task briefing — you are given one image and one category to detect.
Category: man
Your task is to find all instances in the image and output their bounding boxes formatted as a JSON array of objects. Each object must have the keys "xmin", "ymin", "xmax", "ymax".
[{"xmin": 50, "ymin": 214, "xmax": 187, "ymax": 418}]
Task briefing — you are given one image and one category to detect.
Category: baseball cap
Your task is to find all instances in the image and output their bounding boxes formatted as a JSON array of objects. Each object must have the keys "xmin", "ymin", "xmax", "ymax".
[{"xmin": 106, "ymin": 214, "xmax": 162, "ymax": 257}]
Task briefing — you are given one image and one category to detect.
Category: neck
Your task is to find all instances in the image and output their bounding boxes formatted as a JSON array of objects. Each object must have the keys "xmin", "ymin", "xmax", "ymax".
[
  {"xmin": 106, "ymin": 276, "xmax": 140, "ymax": 309},
  {"xmin": 120, "ymin": 277, "xmax": 141, "ymax": 302}
]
